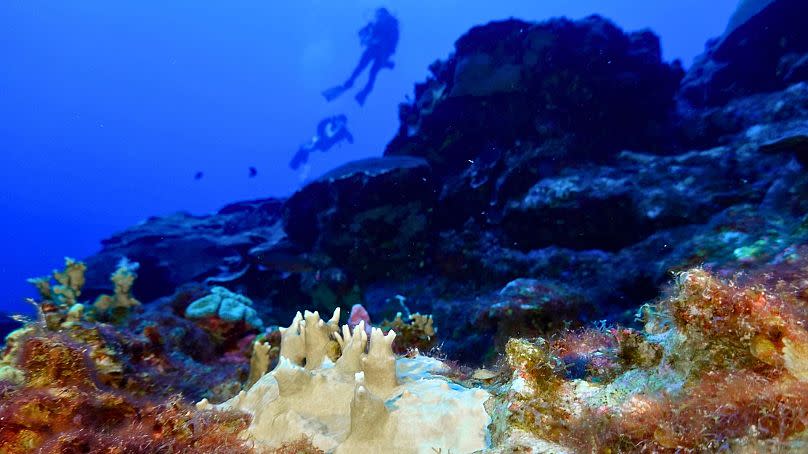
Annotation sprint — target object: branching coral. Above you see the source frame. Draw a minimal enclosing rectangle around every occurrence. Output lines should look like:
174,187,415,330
26,257,142,328
199,308,491,453
28,257,88,329
27,257,86,309
3,274,251,404
244,341,268,387
93,257,141,321
345,303,438,354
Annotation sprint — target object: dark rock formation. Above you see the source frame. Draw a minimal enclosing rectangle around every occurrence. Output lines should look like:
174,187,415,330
283,156,434,282
681,0,808,107
386,16,682,182
76,10,808,363
83,201,277,295
760,127,808,167
82,198,297,322
500,146,776,252
679,79,808,150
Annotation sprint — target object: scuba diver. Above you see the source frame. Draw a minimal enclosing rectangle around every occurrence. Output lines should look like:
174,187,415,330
290,114,354,170
322,8,399,105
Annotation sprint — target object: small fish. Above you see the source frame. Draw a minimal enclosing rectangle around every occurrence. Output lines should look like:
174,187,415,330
471,368,498,381
248,166,257,178
194,171,204,180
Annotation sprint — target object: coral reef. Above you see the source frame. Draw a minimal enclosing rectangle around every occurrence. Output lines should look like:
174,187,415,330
77,7,808,363
28,257,87,308
378,311,436,354
28,257,142,329
4,1,808,452
342,303,437,354
199,309,491,453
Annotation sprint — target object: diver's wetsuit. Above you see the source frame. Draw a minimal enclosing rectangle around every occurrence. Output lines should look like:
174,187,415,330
289,115,354,170
323,8,399,105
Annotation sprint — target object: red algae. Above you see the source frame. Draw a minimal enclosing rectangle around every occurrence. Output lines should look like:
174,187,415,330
270,437,326,454
551,265,808,452
665,267,808,378
0,335,252,454
566,370,808,451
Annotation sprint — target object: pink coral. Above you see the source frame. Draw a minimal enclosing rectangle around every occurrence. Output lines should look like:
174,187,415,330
347,304,372,334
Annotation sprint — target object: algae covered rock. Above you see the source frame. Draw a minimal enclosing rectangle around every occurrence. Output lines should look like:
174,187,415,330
0,333,252,453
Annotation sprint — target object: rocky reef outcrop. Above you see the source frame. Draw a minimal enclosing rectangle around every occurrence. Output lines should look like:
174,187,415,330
680,0,808,107
386,16,683,165
71,5,808,364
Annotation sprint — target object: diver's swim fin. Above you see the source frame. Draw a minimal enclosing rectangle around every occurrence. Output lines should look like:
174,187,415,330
322,85,347,102
289,148,310,170
355,89,369,106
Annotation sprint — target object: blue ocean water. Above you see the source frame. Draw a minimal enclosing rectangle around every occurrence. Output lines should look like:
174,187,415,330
0,0,736,315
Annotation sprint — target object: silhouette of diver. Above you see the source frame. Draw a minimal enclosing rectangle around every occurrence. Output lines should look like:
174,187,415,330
289,114,354,170
322,8,399,105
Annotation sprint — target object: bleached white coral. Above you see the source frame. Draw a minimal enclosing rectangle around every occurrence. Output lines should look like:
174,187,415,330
198,308,491,453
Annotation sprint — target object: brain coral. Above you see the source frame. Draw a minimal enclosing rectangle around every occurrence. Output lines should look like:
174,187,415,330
185,286,264,329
